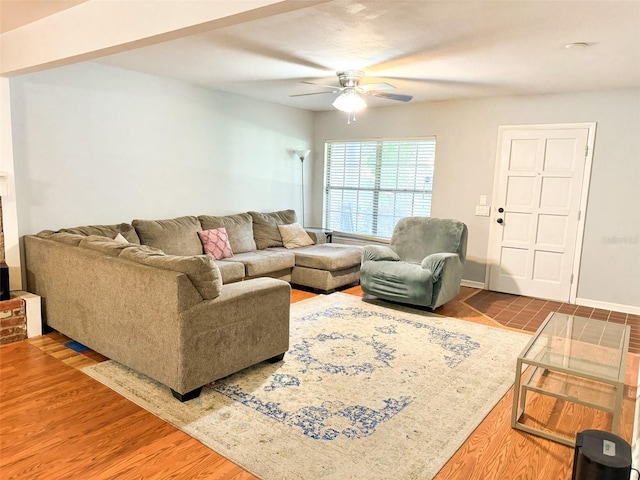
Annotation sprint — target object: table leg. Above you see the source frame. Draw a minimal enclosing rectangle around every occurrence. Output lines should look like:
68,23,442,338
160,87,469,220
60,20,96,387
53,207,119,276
512,358,523,427
612,382,623,434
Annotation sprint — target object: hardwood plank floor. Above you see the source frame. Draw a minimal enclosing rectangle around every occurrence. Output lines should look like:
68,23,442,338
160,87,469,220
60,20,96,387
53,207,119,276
1,286,637,479
0,341,256,480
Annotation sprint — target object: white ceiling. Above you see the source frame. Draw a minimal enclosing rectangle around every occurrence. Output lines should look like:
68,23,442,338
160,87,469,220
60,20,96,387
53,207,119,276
7,1,640,111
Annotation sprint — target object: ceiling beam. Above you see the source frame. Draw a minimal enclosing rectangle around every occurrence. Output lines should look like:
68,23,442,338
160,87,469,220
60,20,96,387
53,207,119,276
0,0,330,77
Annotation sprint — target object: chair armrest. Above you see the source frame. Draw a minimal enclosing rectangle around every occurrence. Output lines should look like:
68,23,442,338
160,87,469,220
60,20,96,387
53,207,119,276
421,252,459,281
422,253,465,309
362,245,400,263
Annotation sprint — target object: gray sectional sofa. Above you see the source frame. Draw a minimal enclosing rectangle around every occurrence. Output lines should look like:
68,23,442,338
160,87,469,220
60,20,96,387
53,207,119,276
23,209,361,401
191,210,362,291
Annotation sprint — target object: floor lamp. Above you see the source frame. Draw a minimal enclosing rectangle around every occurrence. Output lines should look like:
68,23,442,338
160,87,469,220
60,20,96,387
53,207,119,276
294,150,310,226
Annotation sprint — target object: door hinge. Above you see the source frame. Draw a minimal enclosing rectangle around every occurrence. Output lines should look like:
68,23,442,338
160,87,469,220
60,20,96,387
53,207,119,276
585,144,589,157
577,210,581,221
570,273,574,284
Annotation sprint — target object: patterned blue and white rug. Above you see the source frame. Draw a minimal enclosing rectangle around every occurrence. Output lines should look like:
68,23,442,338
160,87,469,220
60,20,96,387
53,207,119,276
83,292,531,480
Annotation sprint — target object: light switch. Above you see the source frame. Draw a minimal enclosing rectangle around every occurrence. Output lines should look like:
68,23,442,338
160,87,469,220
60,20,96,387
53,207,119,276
475,205,490,216
480,195,487,206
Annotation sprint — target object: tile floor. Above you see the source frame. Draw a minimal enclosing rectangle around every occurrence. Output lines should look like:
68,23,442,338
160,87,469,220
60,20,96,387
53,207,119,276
463,289,640,354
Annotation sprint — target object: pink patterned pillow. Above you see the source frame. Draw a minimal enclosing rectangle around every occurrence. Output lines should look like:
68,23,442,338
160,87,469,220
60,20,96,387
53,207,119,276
198,228,233,260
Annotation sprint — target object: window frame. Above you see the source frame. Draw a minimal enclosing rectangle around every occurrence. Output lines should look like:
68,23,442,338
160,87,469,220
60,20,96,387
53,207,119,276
323,136,437,240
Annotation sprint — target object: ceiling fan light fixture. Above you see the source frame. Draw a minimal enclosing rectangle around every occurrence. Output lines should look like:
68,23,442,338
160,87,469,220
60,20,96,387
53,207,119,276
295,70,410,124
331,89,367,113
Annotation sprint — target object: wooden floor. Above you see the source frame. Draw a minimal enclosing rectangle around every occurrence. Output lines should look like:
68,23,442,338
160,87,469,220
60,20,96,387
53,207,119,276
1,286,637,479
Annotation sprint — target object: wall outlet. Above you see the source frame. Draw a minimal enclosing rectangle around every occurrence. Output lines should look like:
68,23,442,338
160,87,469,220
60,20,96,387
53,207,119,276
475,205,490,216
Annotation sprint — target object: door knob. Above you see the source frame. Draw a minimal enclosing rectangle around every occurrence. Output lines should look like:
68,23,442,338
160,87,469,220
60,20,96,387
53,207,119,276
498,207,504,213
497,218,504,224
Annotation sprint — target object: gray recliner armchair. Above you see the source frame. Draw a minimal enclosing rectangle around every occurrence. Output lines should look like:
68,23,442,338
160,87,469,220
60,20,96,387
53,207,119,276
360,217,468,310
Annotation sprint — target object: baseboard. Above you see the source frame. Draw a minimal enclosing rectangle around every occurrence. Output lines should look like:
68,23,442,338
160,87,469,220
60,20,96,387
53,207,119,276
461,279,485,289
575,297,640,315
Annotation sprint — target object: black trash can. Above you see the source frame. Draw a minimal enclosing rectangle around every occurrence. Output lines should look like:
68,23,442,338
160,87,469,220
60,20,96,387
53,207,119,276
571,430,632,480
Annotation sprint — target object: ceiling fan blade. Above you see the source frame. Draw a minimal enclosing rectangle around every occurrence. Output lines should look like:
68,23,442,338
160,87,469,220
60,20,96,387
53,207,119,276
301,81,342,89
290,91,339,97
359,82,396,91
369,91,413,102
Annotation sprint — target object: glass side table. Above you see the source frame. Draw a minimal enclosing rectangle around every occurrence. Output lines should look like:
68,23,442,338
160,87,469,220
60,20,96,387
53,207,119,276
511,312,630,446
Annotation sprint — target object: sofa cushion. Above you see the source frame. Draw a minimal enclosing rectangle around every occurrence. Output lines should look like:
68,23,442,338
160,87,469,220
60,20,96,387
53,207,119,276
79,235,137,257
214,260,245,284
278,223,314,249
46,232,86,246
272,244,362,271
132,216,203,256
198,228,233,260
120,245,222,300
220,250,295,277
249,209,297,250
198,213,257,254
60,223,140,244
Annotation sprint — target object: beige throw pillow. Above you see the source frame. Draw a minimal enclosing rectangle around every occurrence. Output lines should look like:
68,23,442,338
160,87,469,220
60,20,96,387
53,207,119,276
113,233,129,244
278,223,314,249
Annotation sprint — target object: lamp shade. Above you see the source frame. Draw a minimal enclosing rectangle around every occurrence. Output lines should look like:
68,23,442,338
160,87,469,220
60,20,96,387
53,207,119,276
294,150,310,161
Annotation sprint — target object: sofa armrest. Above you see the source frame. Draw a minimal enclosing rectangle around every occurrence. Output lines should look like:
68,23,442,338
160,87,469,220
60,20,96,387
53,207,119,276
178,277,291,392
362,245,400,262
190,277,289,310
305,229,326,244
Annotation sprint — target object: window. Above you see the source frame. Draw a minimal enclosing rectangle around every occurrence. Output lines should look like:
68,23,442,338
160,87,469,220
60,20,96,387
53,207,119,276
324,138,436,239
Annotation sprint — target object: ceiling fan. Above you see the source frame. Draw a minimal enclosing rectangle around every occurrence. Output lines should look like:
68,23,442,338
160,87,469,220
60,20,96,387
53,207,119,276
291,70,413,123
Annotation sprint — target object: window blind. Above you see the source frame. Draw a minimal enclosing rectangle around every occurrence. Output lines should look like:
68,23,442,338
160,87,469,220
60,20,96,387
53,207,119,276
324,138,436,239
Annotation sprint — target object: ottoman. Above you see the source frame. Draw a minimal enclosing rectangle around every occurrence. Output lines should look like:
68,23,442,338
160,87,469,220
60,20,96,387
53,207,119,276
271,243,362,292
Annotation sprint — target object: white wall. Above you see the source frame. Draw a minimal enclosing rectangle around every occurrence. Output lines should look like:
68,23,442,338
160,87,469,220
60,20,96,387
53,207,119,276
314,88,640,310
9,63,640,309
10,62,313,234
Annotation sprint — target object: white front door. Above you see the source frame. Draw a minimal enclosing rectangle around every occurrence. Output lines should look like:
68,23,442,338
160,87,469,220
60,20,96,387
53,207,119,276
487,124,595,302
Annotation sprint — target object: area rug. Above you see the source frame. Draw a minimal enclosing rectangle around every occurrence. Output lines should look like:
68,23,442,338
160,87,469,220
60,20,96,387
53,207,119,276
83,292,531,480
